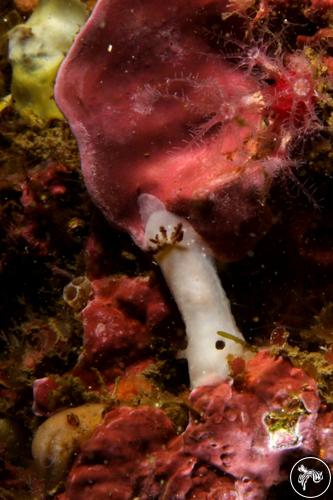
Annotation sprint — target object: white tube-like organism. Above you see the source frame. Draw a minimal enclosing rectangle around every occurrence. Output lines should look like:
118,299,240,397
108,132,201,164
139,194,245,388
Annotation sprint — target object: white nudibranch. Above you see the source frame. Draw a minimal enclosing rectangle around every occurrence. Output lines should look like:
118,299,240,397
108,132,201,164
139,194,246,388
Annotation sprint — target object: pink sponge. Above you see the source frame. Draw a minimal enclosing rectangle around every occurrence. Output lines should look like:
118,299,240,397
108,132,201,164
55,0,276,260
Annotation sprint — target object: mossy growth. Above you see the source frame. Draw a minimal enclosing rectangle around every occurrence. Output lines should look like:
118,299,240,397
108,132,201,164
300,303,333,346
47,374,109,411
0,112,81,174
270,342,333,406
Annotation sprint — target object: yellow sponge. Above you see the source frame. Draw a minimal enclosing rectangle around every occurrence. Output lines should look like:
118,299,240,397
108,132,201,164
8,0,87,125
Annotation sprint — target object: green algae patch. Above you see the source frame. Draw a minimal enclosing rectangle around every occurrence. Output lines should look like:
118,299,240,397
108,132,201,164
265,397,308,433
8,0,87,125
264,396,309,449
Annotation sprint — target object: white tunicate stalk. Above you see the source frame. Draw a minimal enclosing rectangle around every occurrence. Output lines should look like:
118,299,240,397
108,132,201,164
139,194,245,388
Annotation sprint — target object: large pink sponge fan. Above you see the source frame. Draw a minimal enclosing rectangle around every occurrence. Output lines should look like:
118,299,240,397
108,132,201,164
54,0,278,261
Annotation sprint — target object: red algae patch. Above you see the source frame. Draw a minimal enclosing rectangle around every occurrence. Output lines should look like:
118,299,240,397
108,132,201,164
61,352,331,499
186,352,319,483
60,406,175,500
82,275,170,367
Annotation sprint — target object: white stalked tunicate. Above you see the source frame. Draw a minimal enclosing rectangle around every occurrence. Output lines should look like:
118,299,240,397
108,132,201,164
139,194,245,388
